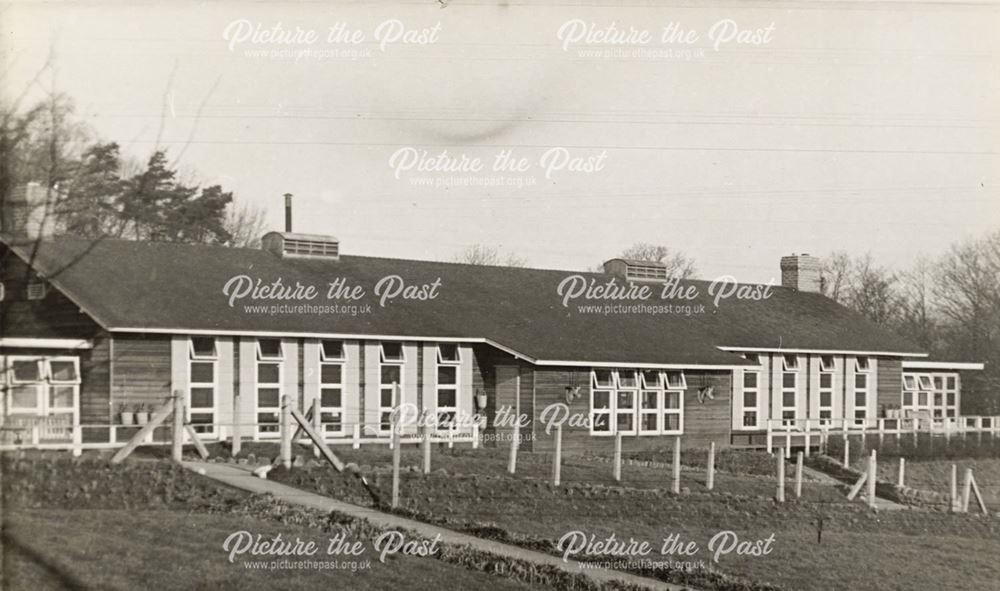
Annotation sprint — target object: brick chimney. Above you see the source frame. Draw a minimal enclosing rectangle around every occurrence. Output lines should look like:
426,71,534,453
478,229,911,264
780,253,821,293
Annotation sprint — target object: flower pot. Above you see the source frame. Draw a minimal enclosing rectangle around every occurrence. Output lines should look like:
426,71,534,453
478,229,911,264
120,412,135,426
135,412,150,425
476,394,488,410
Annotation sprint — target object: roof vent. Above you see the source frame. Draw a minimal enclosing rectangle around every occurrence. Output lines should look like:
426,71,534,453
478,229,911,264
602,259,669,282
261,232,340,260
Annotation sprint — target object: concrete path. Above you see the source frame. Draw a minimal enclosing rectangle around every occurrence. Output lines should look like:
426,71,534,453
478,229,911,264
183,461,695,591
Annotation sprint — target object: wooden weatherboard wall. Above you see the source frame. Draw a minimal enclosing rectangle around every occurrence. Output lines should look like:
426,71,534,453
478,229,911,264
877,358,903,414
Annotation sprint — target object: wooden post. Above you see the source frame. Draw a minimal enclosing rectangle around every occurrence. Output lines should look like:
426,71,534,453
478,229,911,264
776,450,785,503
472,420,479,449
352,424,361,449
71,423,82,457
183,424,210,459
311,398,322,458
878,419,885,446
706,441,716,491
231,400,242,457
507,423,519,474
843,437,850,467
795,451,803,498
970,473,988,514
110,398,174,465
672,436,681,494
422,425,432,475
766,421,773,454
552,424,562,486
172,393,184,463
448,423,455,449
613,433,622,482
950,464,958,513
897,457,905,488
804,420,811,458
280,395,292,469
867,449,876,509
847,470,867,501
961,468,973,513
391,383,401,508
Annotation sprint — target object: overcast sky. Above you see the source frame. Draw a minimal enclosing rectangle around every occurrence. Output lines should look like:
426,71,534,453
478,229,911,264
3,0,998,282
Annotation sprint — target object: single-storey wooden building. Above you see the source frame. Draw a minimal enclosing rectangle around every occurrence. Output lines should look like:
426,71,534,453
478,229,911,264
0,230,986,453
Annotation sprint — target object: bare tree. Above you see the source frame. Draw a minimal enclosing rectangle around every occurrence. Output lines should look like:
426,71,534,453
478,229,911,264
453,244,527,267
224,201,268,248
846,254,900,327
819,250,852,305
895,256,939,351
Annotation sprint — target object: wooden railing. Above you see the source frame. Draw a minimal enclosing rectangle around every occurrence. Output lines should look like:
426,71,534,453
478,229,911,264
764,415,1000,454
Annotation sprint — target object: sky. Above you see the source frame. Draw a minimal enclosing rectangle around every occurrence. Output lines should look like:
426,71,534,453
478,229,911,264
3,0,998,282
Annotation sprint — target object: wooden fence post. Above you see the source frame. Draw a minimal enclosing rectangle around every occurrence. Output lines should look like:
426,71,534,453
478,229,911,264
843,437,850,467
172,393,184,463
448,423,455,449
776,450,785,503
961,468,973,513
552,424,562,486
231,397,242,458
391,383,401,508
867,449,877,509
795,451,803,498
472,420,479,449
508,423,519,474
804,420,811,458
422,424,432,475
312,398,322,458
352,424,361,449
950,464,958,513
280,395,292,469
613,433,622,482
706,441,716,491
898,457,905,487
71,423,82,457
672,436,681,494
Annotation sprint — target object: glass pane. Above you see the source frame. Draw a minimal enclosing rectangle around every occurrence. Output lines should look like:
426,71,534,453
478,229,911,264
946,376,957,390
191,337,216,358
321,340,344,360
934,392,943,406
191,387,214,408
903,376,916,390
49,360,78,382
742,412,756,427
437,366,457,385
617,371,637,388
320,412,342,427
257,388,280,408
591,413,611,432
191,362,214,383
257,412,279,425
820,355,834,370
856,357,870,371
820,392,832,407
664,414,680,431
641,370,661,388
190,412,213,424
436,411,455,428
820,374,832,388
257,363,280,384
11,386,38,408
616,413,634,431
381,365,401,385
437,343,459,362
321,388,342,408
11,360,41,382
855,374,868,390
783,373,796,389
617,391,635,409
438,389,457,407
50,385,75,408
855,393,866,407
664,391,680,409
783,355,798,370
666,372,685,389
380,388,394,407
918,392,928,405
320,364,342,385
641,414,658,431
933,376,944,389
258,339,282,359
593,391,611,409
783,392,795,407
903,392,913,406
743,372,757,388
743,391,756,407
593,369,614,388
641,391,658,408
381,342,403,361
947,392,956,405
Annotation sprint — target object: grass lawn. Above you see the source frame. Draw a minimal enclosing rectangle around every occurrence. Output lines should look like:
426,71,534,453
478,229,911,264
267,446,1000,591
1,508,549,591
854,457,1000,510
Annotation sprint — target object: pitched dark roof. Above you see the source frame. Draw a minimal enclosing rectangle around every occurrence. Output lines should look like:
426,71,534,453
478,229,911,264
4,236,925,366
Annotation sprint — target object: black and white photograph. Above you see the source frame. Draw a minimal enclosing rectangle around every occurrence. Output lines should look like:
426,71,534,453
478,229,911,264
1,1,998,590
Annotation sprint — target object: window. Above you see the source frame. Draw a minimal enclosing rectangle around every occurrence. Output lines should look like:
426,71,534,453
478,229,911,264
781,370,798,426
819,355,836,372
189,344,216,435
918,375,933,390
256,340,282,436
319,342,345,434
320,340,345,361
378,342,405,433
435,344,460,430
741,370,760,428
783,355,799,371
4,357,79,420
26,281,47,300
589,369,682,436
853,364,871,426
818,367,834,426
380,342,404,362
903,375,917,390
10,360,42,383
855,356,870,372
189,337,217,359
743,353,761,365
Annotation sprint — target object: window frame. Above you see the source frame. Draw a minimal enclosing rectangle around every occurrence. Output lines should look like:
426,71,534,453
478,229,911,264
188,341,217,436
589,368,683,436
255,340,283,437
380,341,405,363
434,343,460,431
378,343,405,434
320,340,346,362
256,338,284,361
741,369,761,429
319,349,345,436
